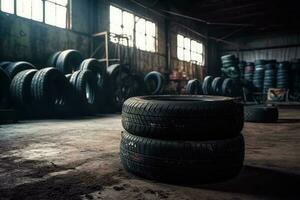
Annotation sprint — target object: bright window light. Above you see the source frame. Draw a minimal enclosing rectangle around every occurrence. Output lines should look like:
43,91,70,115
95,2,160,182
1,0,14,14
177,34,204,65
17,0,43,22
109,5,157,52
45,0,68,28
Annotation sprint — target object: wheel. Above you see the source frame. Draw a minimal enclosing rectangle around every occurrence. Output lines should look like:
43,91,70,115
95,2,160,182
47,51,62,67
144,71,164,95
211,77,224,95
202,76,214,95
122,95,244,140
70,70,98,115
186,79,202,95
80,58,107,90
5,61,35,79
31,67,70,116
120,130,245,183
10,69,38,111
244,105,278,123
55,49,84,74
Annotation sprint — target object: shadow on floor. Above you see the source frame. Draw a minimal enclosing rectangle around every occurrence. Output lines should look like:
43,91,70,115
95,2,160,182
197,165,300,199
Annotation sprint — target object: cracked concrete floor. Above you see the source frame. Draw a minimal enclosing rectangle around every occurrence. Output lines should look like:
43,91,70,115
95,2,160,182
0,110,299,200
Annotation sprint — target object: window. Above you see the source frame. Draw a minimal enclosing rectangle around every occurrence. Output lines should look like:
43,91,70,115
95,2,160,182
0,0,69,28
45,0,68,28
0,0,14,14
17,0,43,22
109,5,157,52
177,34,204,65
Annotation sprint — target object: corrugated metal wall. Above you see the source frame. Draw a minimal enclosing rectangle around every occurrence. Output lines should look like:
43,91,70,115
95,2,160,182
222,32,300,62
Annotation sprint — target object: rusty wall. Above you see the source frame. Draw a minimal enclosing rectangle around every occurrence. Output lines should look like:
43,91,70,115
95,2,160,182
0,0,92,67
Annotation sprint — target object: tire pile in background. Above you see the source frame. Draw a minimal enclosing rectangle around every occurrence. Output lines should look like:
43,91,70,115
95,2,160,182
276,61,290,89
120,95,245,183
221,54,240,79
263,60,276,93
253,60,265,92
291,59,300,99
0,49,156,118
186,76,242,97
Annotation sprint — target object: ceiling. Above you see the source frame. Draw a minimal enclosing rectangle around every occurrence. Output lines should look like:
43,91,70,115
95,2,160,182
146,0,300,39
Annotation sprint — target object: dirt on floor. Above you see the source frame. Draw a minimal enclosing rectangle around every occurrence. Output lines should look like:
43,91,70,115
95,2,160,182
0,110,299,200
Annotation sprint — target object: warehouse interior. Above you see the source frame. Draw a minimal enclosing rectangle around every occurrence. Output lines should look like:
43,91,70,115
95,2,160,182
0,0,299,199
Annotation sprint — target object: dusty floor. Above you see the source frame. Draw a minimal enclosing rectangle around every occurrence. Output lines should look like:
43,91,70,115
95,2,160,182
0,109,299,200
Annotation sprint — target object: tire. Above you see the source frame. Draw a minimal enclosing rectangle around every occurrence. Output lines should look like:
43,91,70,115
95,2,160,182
70,70,98,114
202,76,214,95
5,61,35,79
0,62,12,70
120,131,245,183
186,79,202,95
80,58,107,90
10,69,38,111
0,68,10,108
65,74,72,81
31,68,70,116
47,51,62,67
222,78,235,96
56,49,84,74
244,105,278,123
211,77,224,95
144,71,164,95
122,95,244,140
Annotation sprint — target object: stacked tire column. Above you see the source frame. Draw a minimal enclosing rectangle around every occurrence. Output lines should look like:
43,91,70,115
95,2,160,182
120,95,245,183
253,60,265,92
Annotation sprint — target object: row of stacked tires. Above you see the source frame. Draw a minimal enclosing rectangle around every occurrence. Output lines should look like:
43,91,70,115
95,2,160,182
186,76,242,97
120,95,245,183
240,59,299,94
0,49,166,117
221,55,240,79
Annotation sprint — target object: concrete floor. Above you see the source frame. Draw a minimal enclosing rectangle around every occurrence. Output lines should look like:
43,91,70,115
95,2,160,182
0,109,299,200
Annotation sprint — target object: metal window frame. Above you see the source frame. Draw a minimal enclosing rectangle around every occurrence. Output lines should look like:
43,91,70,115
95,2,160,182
0,0,70,29
109,4,158,53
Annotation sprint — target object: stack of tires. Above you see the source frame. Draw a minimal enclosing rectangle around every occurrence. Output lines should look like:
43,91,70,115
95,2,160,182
263,61,276,93
221,54,240,78
253,60,265,92
121,95,245,183
291,59,300,97
244,62,255,82
276,62,290,89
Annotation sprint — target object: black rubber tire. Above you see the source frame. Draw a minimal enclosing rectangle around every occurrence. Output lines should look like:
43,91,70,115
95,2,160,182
186,79,202,95
10,69,38,111
0,68,10,108
144,71,164,95
80,58,107,90
47,51,62,67
70,70,98,114
122,95,244,140
202,76,214,95
211,77,224,95
0,62,12,70
56,49,84,74
31,67,70,116
120,131,245,183
5,61,35,79
244,105,278,123
222,78,234,96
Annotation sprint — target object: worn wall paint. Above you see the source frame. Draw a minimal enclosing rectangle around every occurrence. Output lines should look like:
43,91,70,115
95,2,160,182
0,0,91,68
